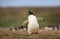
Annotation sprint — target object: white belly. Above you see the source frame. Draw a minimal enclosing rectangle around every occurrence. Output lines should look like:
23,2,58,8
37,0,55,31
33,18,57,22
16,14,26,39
28,22,39,32
28,15,39,34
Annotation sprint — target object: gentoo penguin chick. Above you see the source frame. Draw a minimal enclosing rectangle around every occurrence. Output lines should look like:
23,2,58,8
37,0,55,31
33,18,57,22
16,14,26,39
28,10,39,34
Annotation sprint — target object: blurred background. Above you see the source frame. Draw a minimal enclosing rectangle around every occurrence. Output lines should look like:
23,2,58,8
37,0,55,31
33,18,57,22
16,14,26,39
0,0,60,28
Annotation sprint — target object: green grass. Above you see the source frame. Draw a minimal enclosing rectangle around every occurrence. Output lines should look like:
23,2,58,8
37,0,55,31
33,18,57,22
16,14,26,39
0,13,60,28
0,17,27,27
0,8,60,28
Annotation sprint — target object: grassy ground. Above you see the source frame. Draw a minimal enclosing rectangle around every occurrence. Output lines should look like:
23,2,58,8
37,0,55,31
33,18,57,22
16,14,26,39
0,29,60,39
0,8,60,39
0,8,60,27
0,13,60,28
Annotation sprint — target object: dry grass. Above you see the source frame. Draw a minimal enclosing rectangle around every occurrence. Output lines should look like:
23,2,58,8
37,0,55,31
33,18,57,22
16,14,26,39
0,29,60,39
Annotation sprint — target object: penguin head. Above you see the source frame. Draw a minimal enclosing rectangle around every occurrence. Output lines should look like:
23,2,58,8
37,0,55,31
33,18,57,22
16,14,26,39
28,10,34,15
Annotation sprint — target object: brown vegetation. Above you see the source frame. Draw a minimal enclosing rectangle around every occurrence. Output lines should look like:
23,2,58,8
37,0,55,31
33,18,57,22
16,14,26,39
0,29,60,39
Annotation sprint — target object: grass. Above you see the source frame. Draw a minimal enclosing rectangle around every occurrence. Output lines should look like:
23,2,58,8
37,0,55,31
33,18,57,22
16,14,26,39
0,8,60,27
0,13,60,28
0,30,60,39
0,7,60,39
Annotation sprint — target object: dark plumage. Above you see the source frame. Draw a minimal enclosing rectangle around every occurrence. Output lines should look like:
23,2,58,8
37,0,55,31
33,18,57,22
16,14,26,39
28,10,34,15
18,26,24,29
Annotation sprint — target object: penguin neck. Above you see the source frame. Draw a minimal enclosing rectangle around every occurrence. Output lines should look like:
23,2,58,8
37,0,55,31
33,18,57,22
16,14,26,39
28,15,36,17
29,14,33,15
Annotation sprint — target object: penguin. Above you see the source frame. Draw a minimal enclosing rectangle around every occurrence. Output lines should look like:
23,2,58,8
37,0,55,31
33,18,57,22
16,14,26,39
28,10,39,34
